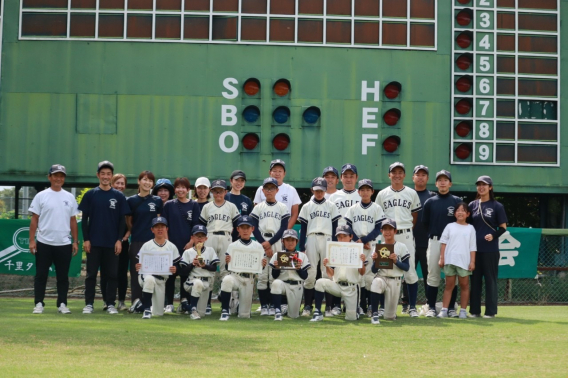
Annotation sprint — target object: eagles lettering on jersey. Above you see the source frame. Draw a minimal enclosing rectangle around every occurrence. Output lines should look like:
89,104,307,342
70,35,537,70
309,210,332,219
251,201,290,235
376,186,421,229
298,198,341,235
382,198,413,211
258,210,283,221
329,189,361,214
206,214,232,223
352,215,376,224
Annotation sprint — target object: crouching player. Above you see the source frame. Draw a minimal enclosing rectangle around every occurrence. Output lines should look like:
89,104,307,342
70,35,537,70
219,216,267,320
179,225,220,320
135,217,180,319
310,225,366,322
270,229,310,320
369,219,410,324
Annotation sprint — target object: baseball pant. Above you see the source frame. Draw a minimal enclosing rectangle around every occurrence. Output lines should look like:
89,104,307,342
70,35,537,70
304,234,331,290
221,273,255,318
101,239,129,303
271,279,303,318
184,277,212,317
85,246,118,306
257,238,282,290
128,241,145,305
165,272,189,306
470,252,500,316
314,278,359,320
426,238,442,287
371,276,402,320
138,274,166,316
394,231,418,284
401,245,428,305
362,242,377,290
205,232,232,290
34,241,72,307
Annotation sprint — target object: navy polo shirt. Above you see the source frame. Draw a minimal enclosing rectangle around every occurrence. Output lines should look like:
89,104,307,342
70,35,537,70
126,194,163,242
468,200,508,253
225,193,253,216
422,192,462,239
162,199,201,252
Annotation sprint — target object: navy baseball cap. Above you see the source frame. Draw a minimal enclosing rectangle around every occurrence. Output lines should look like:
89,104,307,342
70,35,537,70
311,177,327,191
97,160,114,173
341,163,358,175
381,218,397,229
358,179,373,190
436,170,452,182
152,216,168,227
322,166,339,178
231,170,246,180
210,179,227,190
192,225,207,235
476,175,493,186
389,162,405,173
237,215,254,227
335,225,353,236
152,178,174,198
413,165,429,175
282,229,299,240
49,164,66,175
270,159,286,171
262,177,278,187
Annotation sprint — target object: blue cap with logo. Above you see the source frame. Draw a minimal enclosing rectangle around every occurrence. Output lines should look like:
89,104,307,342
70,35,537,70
262,177,278,187
211,179,227,190
311,177,327,191
389,162,405,173
476,175,493,186
381,218,397,229
237,215,254,227
341,163,358,175
436,170,452,182
413,165,429,175
322,166,339,178
282,229,299,240
97,160,114,173
152,216,168,227
358,179,373,190
270,159,286,171
49,164,66,175
192,225,208,235
335,224,353,236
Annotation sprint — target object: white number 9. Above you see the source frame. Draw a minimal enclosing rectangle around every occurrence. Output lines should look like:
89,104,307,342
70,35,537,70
479,145,490,161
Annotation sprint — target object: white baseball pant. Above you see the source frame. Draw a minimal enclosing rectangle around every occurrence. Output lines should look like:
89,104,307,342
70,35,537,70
138,274,166,316
371,276,402,320
257,237,282,290
183,277,212,317
426,237,443,287
304,234,331,289
271,279,303,318
392,230,418,284
362,241,377,290
314,278,359,321
221,273,255,318
205,232,232,288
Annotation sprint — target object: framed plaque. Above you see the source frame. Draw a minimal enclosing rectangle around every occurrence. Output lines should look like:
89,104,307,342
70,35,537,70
228,248,264,274
276,251,299,270
374,244,394,269
326,241,363,268
139,251,173,275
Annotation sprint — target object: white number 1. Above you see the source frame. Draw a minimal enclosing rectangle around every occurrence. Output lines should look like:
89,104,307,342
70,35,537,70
479,0,490,5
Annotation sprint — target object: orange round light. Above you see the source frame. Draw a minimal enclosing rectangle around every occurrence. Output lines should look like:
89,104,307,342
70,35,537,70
243,79,260,96
273,80,291,96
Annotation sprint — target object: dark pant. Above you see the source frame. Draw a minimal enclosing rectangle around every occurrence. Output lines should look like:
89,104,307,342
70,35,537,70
101,240,130,303
34,241,72,307
470,252,500,316
129,241,145,304
85,246,118,306
165,273,189,306
401,246,428,305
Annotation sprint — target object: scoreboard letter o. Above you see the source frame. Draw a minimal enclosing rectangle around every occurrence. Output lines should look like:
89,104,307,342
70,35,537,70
219,131,239,153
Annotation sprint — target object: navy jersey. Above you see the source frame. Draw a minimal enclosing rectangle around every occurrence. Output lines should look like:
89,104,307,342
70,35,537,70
421,192,462,239
468,200,508,253
162,199,201,252
126,195,164,242
413,189,435,248
79,187,129,248
225,193,253,216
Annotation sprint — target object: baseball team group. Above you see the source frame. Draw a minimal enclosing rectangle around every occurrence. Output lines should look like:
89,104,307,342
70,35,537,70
28,158,507,325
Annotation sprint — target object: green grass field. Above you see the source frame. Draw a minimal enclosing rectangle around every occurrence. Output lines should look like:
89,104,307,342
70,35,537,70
0,299,566,377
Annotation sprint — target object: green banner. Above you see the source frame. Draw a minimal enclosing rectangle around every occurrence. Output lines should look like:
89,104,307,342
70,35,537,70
0,219,83,277
497,227,541,279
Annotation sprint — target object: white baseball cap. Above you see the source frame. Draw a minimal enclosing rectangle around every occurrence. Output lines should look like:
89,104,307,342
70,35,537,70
195,177,211,188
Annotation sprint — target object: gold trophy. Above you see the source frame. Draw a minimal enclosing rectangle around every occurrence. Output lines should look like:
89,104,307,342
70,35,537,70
196,242,205,265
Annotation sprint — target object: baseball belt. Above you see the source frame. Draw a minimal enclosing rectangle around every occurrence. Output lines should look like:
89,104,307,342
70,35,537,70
396,228,412,234
213,231,230,235
233,272,252,278
192,277,209,282
337,281,356,287
381,276,401,280
152,275,165,281
310,232,327,236
283,280,302,285
430,236,439,241
263,233,274,237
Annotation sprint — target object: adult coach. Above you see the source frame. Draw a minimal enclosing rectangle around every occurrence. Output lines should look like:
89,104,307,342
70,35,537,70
253,159,301,229
468,176,507,318
375,162,421,317
329,164,361,225
29,164,79,314
80,161,129,315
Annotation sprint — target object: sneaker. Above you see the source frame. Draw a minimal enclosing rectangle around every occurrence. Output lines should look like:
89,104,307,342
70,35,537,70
377,308,385,318
255,306,262,313
401,304,409,314
409,308,419,318
164,304,174,314
274,311,282,321
324,310,333,317
426,309,437,317
418,304,430,317
190,308,201,320
332,306,342,316
310,311,323,322
103,303,108,311
219,310,229,321
437,310,448,318
468,313,481,318
33,303,44,314
83,304,94,314
459,310,467,319
58,303,71,314
260,306,269,316
301,306,312,317
357,307,365,316
371,313,380,325
268,306,276,316
483,315,495,319
367,308,373,318
129,299,141,313
107,305,118,314
448,309,459,318
142,310,152,319
281,304,288,316
205,305,212,315
117,301,128,311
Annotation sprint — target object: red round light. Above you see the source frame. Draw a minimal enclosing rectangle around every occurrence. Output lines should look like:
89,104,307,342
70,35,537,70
456,9,472,26
455,99,472,115
384,82,401,99
455,121,472,137
272,134,290,151
383,109,401,126
243,79,260,96
242,133,259,150
383,136,400,153
455,143,472,160
456,32,472,49
456,76,472,93
456,53,473,70
458,0,471,4
273,80,291,97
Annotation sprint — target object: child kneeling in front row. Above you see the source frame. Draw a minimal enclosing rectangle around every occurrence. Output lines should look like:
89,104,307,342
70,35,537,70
135,217,180,319
437,202,476,319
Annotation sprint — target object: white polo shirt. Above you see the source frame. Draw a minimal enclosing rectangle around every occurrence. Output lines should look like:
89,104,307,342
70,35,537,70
253,183,301,214
28,188,79,245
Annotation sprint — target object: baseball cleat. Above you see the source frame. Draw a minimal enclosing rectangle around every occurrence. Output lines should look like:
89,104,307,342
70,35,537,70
437,310,448,318
274,312,282,321
164,304,174,314
117,301,128,311
401,305,409,315
129,299,141,313
310,311,323,322
426,309,437,317
268,306,276,316
190,308,201,320
357,307,365,316
205,305,212,315
324,310,333,317
448,309,459,318
409,308,419,318
281,304,288,316
331,306,342,316
82,304,94,314
58,303,71,314
260,306,269,316
468,313,480,318
142,310,152,319
371,313,380,325
377,308,385,318
255,306,262,313
33,303,44,314
301,306,312,317
219,310,229,321
459,310,467,319
483,315,495,319
418,304,430,316
107,305,119,314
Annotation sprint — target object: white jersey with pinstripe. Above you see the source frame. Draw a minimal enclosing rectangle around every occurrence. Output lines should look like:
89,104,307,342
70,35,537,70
199,200,240,232
298,198,341,236
331,260,368,284
344,202,386,239
250,201,289,235
269,251,310,281
375,241,409,278
180,246,219,279
375,186,422,230
329,189,361,225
